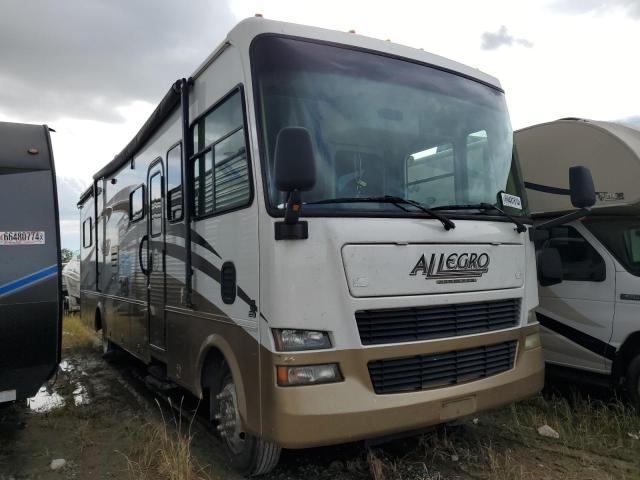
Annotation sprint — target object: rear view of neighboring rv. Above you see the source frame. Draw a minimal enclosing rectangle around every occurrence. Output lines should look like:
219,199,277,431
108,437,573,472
0,121,62,405
517,118,640,404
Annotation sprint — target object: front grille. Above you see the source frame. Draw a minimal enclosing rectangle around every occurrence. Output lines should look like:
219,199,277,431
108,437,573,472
368,340,517,394
356,299,520,346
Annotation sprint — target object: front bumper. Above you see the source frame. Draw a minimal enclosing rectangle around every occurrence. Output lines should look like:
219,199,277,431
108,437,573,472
260,324,544,448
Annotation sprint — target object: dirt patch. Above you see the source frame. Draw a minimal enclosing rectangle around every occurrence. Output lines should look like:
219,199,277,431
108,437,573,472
1,316,639,479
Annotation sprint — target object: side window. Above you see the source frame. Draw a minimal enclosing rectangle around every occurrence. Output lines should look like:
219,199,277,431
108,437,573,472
82,218,93,248
544,226,606,282
407,143,454,206
130,185,145,222
149,173,163,236
191,90,251,218
624,229,640,263
166,143,183,221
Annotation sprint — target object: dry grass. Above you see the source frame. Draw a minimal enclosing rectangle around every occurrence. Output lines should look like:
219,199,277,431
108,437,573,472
62,313,97,353
123,401,210,480
367,449,386,480
374,392,640,480
508,393,640,460
483,444,533,480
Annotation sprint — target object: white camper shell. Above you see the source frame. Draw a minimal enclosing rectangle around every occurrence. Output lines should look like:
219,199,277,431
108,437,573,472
79,18,544,475
518,118,640,215
517,118,640,403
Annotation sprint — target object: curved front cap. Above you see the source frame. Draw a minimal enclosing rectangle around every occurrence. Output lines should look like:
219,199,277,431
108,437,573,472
342,243,525,297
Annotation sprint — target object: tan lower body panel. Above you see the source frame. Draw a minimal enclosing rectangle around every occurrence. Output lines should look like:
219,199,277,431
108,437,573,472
260,324,543,449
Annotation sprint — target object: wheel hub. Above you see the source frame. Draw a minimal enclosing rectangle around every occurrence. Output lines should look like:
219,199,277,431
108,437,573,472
215,382,244,453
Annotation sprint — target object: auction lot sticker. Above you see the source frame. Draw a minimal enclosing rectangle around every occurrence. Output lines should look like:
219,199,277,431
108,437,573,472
0,231,45,245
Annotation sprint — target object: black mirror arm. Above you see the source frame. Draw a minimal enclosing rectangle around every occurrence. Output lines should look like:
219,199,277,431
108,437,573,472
284,190,302,225
480,202,527,233
529,207,592,241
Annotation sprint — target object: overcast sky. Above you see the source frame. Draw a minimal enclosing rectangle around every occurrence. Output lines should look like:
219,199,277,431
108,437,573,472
1,0,639,251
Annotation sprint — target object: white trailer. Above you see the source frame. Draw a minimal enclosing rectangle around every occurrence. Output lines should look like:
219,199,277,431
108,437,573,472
517,118,640,404
78,17,558,475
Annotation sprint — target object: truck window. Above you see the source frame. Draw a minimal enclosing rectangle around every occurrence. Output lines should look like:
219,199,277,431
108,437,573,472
253,36,527,216
191,90,251,218
585,218,640,277
82,218,92,248
542,226,605,282
130,185,145,222
166,143,183,221
149,172,163,237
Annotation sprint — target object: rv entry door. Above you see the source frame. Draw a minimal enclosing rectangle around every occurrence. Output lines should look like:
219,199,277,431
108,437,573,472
147,161,166,351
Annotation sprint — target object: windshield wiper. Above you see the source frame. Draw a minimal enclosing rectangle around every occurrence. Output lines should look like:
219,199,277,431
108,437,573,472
306,195,456,230
431,202,527,233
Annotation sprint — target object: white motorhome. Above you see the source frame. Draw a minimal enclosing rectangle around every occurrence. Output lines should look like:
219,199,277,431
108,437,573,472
77,17,565,476
517,118,640,404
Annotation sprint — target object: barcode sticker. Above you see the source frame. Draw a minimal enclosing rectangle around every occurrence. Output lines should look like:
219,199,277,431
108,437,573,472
500,193,523,210
0,231,45,245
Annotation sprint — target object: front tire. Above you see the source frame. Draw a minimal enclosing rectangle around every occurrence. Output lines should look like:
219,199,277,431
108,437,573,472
626,354,640,408
101,327,116,358
213,370,281,476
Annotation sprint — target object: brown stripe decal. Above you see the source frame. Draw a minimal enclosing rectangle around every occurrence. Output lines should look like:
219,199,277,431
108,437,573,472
159,240,254,309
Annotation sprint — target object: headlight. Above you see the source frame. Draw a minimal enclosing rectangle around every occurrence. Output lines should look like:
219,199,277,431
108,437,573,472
272,329,331,351
276,364,342,386
525,333,541,350
527,309,539,325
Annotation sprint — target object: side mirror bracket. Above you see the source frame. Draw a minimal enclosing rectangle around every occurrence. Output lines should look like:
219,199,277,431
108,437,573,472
529,207,592,241
529,165,596,241
275,190,310,240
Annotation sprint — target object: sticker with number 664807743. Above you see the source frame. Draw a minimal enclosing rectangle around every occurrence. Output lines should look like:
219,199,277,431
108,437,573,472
500,193,522,210
0,231,45,245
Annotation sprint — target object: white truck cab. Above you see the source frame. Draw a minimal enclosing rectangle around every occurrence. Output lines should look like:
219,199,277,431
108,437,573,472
516,118,640,404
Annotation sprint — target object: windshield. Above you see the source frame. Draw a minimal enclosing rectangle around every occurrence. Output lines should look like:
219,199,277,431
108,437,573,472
585,218,640,276
252,36,528,217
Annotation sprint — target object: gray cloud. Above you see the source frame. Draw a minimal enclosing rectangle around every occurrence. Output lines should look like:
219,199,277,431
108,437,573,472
0,0,236,123
481,26,533,51
551,0,640,18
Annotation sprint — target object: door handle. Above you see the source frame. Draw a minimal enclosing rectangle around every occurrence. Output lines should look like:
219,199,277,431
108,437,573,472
139,234,150,276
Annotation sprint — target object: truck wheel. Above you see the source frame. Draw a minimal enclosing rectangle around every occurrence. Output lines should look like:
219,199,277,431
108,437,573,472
626,354,640,408
101,327,116,358
214,370,281,476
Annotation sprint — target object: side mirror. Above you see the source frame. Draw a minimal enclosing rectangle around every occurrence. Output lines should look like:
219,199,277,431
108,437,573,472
274,127,316,194
530,166,595,241
538,247,563,287
569,166,596,209
272,127,316,240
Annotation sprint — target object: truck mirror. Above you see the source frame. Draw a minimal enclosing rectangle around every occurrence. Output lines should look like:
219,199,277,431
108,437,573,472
538,247,563,287
274,127,317,193
569,166,596,209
